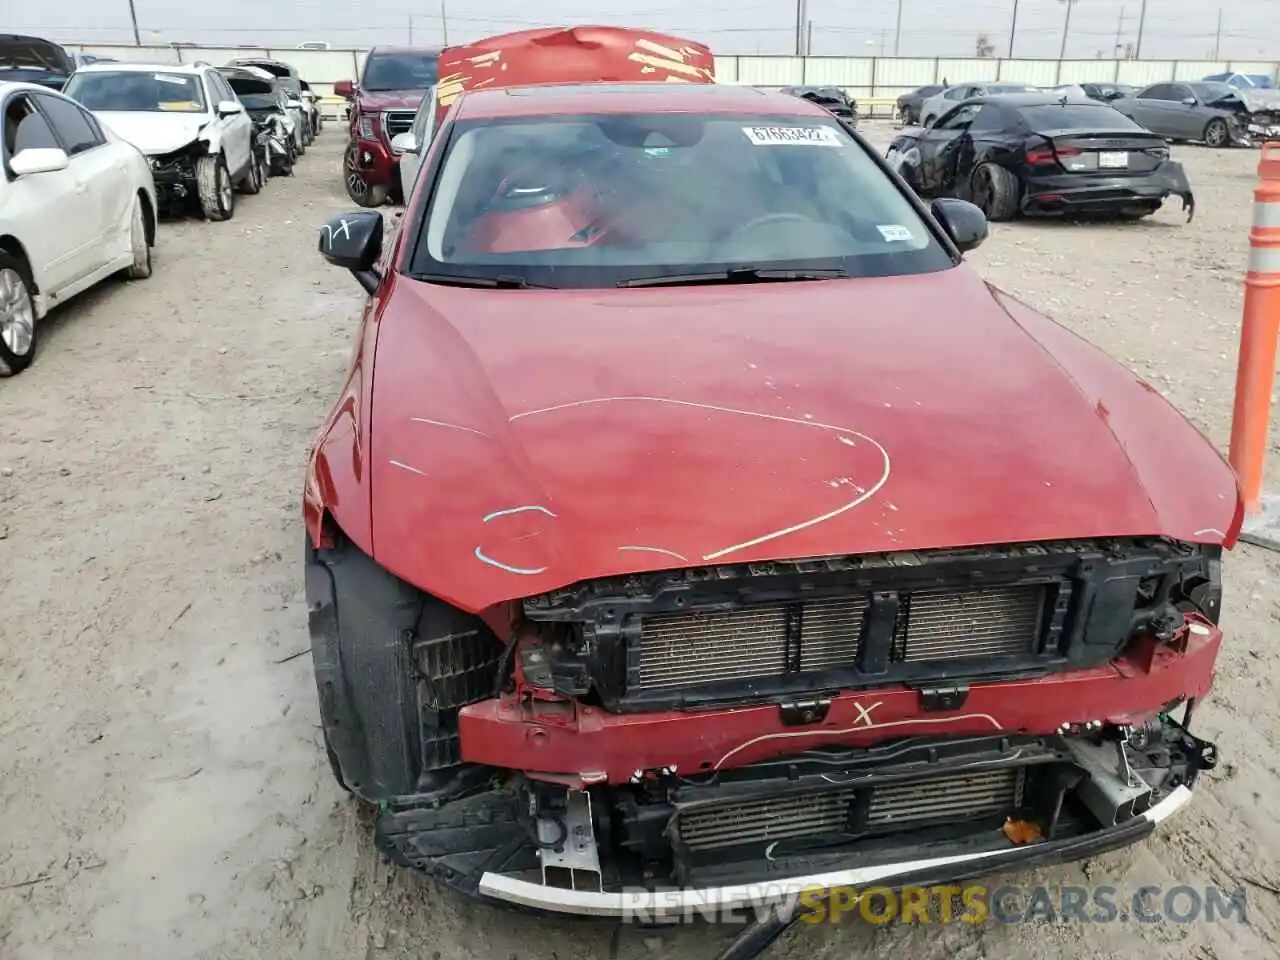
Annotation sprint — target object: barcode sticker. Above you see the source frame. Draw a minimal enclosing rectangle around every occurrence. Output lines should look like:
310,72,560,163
742,125,841,146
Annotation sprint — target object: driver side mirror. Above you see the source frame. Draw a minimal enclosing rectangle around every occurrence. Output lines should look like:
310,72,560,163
217,100,244,117
390,132,418,155
930,197,988,253
319,211,384,295
333,79,354,98
1182,96,1198,106
10,147,70,176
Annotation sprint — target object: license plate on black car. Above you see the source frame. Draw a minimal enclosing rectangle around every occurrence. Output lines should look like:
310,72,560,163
1099,151,1129,168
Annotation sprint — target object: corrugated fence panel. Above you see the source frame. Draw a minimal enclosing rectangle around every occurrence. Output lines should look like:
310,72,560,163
1057,60,1119,83
998,59,1058,85
872,58,938,91
803,57,873,87
736,56,803,85
713,56,740,81
72,43,185,64
1117,60,1177,85
1175,60,1224,80
937,58,998,82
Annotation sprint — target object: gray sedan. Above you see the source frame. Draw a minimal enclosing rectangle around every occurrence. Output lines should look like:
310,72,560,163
1113,81,1248,147
918,82,1040,127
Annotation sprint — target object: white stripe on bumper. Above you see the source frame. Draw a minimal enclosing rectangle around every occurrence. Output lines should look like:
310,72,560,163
476,785,1193,917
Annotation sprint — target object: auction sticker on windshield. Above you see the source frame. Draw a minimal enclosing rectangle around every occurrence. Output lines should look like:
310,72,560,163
743,125,841,146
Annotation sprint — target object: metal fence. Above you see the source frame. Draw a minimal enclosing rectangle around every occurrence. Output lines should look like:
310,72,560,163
65,42,1280,114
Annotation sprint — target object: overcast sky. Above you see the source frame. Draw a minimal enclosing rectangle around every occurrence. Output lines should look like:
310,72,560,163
9,0,1280,62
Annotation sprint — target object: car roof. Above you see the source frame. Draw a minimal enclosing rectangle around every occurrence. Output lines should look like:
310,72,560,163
368,45,442,56
73,61,202,73
964,92,1105,108
454,81,832,120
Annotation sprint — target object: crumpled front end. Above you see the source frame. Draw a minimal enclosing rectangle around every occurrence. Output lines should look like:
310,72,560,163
146,142,205,212
307,532,1223,916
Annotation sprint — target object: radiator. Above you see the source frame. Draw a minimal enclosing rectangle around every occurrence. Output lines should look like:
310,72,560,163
677,767,1024,852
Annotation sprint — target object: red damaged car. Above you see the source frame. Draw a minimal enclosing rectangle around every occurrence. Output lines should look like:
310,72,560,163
305,34,1238,936
335,45,441,207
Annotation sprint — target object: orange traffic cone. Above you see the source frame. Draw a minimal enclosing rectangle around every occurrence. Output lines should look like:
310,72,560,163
1229,142,1280,547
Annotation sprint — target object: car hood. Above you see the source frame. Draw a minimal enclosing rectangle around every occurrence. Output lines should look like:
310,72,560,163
1212,89,1280,112
359,88,427,110
0,34,72,73
94,111,209,155
365,266,1239,611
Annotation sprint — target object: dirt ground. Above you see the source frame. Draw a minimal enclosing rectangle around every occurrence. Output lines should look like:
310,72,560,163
2,124,1279,960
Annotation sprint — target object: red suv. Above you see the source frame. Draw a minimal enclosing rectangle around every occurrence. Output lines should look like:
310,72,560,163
335,45,439,207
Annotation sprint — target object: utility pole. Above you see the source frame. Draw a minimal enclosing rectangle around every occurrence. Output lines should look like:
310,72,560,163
879,28,888,57
806,20,814,56
1113,5,1125,57
1008,0,1020,58
1135,0,1147,58
794,0,806,55
1058,0,1077,60
893,0,904,56
126,0,141,45
439,0,449,45
1212,7,1223,59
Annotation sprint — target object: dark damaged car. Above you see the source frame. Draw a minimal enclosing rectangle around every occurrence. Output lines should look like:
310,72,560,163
887,94,1195,221
780,85,857,128
1115,80,1280,146
0,33,73,90
304,80,1237,933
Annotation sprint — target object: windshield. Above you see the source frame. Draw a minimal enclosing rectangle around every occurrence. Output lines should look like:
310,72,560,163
362,53,438,91
410,112,952,289
0,67,66,87
1188,82,1236,102
65,70,206,112
989,84,1039,93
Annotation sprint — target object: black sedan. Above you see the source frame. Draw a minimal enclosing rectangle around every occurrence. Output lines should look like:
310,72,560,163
895,83,945,126
779,85,857,127
884,93,1194,222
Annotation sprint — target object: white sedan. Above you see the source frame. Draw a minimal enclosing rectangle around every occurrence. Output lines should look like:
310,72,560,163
0,80,156,376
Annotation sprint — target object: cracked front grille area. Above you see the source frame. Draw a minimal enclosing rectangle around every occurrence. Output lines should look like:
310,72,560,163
636,584,1044,691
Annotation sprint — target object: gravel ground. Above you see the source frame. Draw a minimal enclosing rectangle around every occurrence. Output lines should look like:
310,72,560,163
1,125,1279,960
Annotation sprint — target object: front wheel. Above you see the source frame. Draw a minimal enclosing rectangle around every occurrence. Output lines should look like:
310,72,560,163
900,107,916,126
971,162,1021,222
1203,118,1230,148
343,142,388,207
196,154,234,221
0,253,36,376
124,195,152,279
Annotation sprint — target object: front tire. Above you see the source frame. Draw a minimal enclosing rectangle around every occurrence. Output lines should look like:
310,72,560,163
124,195,152,279
240,152,265,195
343,142,388,207
971,162,1021,221
1204,118,1229,148
197,154,234,221
901,107,916,126
0,252,36,376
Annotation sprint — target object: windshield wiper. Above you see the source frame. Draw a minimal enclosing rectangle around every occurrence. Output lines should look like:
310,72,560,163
410,272,556,289
616,266,847,288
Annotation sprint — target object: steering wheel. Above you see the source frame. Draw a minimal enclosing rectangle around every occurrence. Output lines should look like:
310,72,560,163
725,212,815,244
